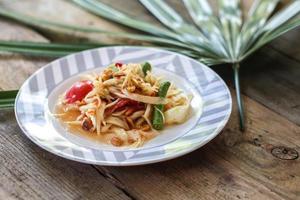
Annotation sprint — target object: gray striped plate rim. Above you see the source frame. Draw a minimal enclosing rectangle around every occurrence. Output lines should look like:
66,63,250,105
15,46,232,166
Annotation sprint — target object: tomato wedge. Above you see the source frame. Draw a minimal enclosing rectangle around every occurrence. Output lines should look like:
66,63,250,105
65,80,93,103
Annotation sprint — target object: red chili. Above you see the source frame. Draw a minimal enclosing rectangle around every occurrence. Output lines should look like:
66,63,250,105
106,98,143,115
65,80,93,103
115,62,123,68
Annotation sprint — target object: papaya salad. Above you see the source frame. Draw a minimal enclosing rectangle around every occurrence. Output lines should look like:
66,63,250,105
55,62,192,147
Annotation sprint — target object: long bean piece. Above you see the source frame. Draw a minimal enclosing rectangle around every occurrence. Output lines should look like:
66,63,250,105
152,81,170,130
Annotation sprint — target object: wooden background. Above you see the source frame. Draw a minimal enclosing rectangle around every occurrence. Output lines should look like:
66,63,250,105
0,0,299,199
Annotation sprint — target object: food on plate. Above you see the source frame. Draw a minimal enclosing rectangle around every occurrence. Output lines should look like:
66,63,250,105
55,62,191,147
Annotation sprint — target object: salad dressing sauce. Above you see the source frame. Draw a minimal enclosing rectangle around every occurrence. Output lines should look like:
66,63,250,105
55,104,115,145
55,103,159,147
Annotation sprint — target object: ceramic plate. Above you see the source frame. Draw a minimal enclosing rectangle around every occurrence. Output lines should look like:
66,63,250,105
15,46,232,166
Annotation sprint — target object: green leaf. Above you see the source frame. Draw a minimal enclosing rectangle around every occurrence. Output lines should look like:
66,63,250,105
0,40,107,57
0,7,197,51
183,0,228,57
263,1,300,32
0,90,18,109
238,0,279,57
0,46,72,57
0,40,208,61
242,1,300,60
72,0,180,40
242,17,300,60
0,40,105,50
71,0,226,57
233,64,245,131
1,0,300,131
137,0,222,58
197,58,224,66
263,17,300,44
0,40,229,66
217,0,242,60
0,7,105,33
182,0,214,35
139,0,205,39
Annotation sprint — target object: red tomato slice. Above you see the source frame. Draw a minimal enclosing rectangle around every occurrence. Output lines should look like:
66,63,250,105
65,80,93,103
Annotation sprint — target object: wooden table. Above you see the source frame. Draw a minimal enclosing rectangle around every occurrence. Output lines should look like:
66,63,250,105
0,1,299,199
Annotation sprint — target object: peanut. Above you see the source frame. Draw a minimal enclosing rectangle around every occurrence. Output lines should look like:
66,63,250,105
82,117,93,131
126,85,136,92
140,124,151,131
111,137,123,146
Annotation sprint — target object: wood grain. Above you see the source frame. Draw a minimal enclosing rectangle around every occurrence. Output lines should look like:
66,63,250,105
97,90,300,200
268,26,300,63
0,110,130,200
0,0,300,200
0,0,136,43
241,46,300,126
0,19,49,90
0,13,131,200
213,44,300,126
4,0,298,126
214,89,300,200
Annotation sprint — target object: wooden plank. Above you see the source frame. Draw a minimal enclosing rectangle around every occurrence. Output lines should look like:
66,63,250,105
241,46,300,126
0,0,138,44
0,16,130,200
102,0,164,24
0,110,130,200
213,43,300,126
0,19,49,90
83,0,300,129
268,26,300,63
212,91,300,200
96,89,300,200
0,1,299,200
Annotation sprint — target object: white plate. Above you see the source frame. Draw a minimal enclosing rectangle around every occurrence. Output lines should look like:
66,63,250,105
15,46,232,166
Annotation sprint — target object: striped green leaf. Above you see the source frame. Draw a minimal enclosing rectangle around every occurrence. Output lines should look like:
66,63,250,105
0,7,197,51
139,0,205,40
1,0,300,130
218,0,242,60
263,1,300,32
0,90,18,109
242,16,300,60
72,0,179,40
238,0,279,57
241,1,300,60
0,40,103,57
0,40,216,61
138,0,222,58
183,0,228,58
0,40,105,50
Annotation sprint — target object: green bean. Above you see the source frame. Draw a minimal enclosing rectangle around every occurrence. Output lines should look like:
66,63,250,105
152,81,171,130
157,81,171,97
142,62,152,76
